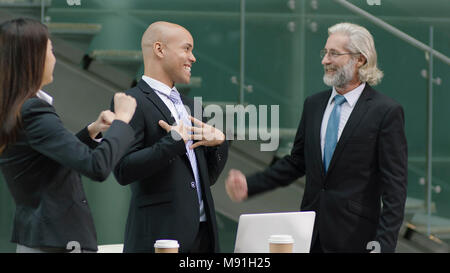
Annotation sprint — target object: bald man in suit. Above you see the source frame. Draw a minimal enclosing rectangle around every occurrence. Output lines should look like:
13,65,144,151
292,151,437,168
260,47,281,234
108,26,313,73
113,22,228,253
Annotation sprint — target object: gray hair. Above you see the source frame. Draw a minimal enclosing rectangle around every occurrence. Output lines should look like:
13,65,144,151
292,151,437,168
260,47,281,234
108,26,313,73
328,22,383,86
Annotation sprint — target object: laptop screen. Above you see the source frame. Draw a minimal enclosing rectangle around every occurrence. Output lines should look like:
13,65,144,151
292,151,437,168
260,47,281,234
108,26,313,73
234,211,316,253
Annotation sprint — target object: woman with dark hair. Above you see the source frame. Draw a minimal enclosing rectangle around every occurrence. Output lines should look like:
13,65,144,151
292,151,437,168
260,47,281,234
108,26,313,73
0,18,137,253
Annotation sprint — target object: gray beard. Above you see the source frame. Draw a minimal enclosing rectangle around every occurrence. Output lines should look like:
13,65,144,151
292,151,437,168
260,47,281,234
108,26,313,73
323,58,356,89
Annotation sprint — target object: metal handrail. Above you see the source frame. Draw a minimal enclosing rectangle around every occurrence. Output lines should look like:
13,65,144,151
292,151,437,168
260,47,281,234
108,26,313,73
333,0,450,66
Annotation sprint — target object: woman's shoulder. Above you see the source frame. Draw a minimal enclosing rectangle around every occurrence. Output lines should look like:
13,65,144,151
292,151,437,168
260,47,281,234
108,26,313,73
21,97,55,116
20,97,59,129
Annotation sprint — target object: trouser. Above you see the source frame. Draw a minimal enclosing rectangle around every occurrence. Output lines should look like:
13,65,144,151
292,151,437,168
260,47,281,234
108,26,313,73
189,221,213,253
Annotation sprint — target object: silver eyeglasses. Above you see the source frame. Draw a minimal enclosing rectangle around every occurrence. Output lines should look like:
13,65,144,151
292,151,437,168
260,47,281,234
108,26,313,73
320,49,360,59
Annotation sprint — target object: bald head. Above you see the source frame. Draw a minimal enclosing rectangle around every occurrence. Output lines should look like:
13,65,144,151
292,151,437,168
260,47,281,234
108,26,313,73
141,21,196,87
142,21,189,59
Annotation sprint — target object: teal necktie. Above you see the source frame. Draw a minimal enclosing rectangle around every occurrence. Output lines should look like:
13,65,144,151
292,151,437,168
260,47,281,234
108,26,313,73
323,95,346,172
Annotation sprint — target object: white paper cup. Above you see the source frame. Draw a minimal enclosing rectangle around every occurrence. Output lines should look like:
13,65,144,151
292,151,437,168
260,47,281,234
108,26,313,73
154,240,179,253
268,235,294,253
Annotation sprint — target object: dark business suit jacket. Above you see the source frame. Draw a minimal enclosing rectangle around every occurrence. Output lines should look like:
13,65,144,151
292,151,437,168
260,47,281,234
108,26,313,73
247,84,408,253
113,80,228,253
0,97,135,251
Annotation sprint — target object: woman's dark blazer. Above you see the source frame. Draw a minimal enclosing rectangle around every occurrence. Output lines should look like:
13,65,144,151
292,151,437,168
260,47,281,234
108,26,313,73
0,97,135,251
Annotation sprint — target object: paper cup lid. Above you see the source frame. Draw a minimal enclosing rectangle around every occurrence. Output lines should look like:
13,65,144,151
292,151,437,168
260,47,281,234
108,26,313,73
154,240,179,248
268,234,294,244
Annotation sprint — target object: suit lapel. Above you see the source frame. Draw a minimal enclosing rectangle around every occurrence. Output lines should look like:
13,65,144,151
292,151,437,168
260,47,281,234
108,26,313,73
181,95,203,162
181,95,210,188
325,84,373,177
137,79,176,125
138,80,204,182
313,91,332,178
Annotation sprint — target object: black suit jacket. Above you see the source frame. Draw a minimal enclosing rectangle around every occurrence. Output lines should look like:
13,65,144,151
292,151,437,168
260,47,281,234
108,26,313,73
0,97,135,251
113,80,228,253
247,84,408,253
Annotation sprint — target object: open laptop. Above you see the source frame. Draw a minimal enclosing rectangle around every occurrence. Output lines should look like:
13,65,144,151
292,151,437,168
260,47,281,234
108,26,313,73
234,211,316,253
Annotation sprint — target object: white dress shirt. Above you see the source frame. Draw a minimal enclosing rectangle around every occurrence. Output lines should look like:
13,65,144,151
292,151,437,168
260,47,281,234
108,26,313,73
36,90,53,105
141,76,182,125
320,82,365,160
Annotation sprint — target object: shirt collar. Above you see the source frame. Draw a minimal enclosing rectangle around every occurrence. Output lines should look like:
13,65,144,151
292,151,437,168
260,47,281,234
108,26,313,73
141,75,180,97
330,82,366,107
36,90,53,105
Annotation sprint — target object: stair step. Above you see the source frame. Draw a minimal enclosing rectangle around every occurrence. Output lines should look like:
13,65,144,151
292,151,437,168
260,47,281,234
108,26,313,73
46,22,101,35
409,213,450,238
90,50,142,63
0,0,50,8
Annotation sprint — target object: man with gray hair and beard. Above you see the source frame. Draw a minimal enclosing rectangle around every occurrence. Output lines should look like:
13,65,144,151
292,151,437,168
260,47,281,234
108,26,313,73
225,22,407,253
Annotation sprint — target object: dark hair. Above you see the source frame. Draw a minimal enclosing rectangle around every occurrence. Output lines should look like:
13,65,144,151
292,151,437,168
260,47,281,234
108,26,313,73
0,18,49,154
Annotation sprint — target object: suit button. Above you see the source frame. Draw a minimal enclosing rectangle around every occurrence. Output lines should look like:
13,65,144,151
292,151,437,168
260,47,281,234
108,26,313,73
82,199,87,204
191,182,196,189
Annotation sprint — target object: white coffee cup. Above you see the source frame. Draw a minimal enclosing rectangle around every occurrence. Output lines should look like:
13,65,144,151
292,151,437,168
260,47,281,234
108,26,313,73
268,234,294,253
154,240,179,253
